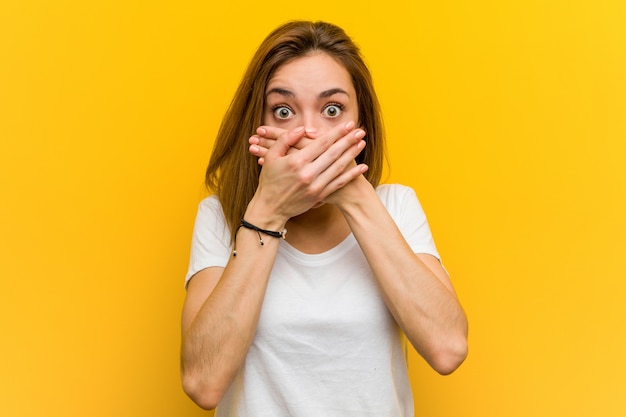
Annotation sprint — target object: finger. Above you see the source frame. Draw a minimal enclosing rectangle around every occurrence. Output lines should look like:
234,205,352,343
297,121,356,163
250,135,276,152
256,125,317,139
264,126,306,160
291,136,314,150
256,125,287,140
304,126,365,179
256,147,297,167
322,163,369,197
314,138,367,187
256,129,313,151
249,142,268,159
249,134,307,162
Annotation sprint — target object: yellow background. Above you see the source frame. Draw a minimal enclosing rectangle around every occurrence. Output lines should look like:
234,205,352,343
2,1,625,416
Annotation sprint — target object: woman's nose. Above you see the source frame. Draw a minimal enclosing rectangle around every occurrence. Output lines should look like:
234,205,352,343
300,113,326,136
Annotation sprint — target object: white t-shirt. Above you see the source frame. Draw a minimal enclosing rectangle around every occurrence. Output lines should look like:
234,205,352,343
186,184,440,417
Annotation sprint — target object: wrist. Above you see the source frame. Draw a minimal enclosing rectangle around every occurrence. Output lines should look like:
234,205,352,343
244,195,289,231
332,175,373,211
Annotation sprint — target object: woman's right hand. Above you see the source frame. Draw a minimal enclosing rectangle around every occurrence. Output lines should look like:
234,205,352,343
246,121,368,223
249,126,311,164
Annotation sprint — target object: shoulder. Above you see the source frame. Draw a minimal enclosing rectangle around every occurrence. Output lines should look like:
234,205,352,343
192,194,229,239
376,183,439,257
197,194,222,211
375,183,419,206
195,195,226,220
375,183,428,222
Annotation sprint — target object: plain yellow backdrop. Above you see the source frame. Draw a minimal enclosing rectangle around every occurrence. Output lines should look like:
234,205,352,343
1,1,625,416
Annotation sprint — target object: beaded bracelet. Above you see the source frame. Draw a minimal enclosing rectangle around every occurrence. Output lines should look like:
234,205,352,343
233,219,287,257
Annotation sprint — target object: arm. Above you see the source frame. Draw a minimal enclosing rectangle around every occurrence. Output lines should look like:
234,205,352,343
251,128,467,373
329,177,468,374
181,227,282,409
251,130,467,373
181,123,367,409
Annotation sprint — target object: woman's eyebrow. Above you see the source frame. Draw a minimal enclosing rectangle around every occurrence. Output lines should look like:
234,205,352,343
266,87,294,97
266,87,350,99
318,88,350,99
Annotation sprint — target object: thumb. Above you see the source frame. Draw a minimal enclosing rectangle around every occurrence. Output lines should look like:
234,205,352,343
265,126,305,158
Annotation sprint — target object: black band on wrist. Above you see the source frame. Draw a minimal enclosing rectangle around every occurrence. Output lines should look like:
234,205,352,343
233,219,287,257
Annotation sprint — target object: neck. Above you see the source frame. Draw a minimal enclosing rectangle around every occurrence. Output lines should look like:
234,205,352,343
285,204,350,254
289,203,339,226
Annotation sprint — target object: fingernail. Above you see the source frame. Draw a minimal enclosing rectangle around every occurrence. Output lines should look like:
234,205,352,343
305,127,317,134
249,145,259,154
294,126,304,133
354,129,366,139
345,121,355,130
257,127,266,135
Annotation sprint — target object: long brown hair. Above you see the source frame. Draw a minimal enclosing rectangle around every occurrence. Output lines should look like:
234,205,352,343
205,21,386,237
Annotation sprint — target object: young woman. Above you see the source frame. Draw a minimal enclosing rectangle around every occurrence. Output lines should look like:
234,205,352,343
181,20,468,416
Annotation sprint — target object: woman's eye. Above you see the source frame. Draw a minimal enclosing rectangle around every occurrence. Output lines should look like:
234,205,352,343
273,106,294,120
323,104,343,118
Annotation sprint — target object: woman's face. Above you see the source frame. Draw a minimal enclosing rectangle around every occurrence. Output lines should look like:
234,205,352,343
263,52,358,133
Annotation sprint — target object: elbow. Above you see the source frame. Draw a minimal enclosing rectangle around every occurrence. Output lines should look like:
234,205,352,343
429,333,468,376
181,371,224,410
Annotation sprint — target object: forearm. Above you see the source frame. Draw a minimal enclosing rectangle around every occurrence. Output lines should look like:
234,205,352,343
338,180,468,374
181,205,287,409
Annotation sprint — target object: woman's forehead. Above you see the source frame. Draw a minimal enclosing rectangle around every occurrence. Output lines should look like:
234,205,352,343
266,53,354,95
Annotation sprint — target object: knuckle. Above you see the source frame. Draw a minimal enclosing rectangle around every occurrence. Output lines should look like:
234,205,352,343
288,156,304,170
319,135,335,149
325,146,342,161
333,178,346,190
298,171,314,186
308,183,323,196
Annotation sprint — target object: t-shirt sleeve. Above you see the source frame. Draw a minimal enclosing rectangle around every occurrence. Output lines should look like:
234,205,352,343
185,196,232,287
377,184,440,260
